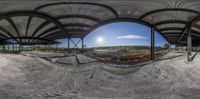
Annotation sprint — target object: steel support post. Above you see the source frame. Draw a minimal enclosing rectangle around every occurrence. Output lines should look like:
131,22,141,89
38,45,39,50
22,44,24,51
46,44,48,51
3,42,5,52
7,41,9,51
151,27,155,60
12,43,14,52
56,44,58,51
34,44,36,50
18,44,20,51
68,38,70,53
81,38,84,53
177,44,179,51
196,44,198,52
175,45,177,51
49,43,51,51
176,44,179,51
48,42,50,52
187,26,192,62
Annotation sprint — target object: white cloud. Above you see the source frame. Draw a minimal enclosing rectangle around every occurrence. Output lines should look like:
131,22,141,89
117,34,146,39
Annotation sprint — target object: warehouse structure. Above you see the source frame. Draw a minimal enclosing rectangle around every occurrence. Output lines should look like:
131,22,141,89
0,0,200,61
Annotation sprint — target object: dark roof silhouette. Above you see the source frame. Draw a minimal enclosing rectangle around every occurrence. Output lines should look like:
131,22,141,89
0,0,199,45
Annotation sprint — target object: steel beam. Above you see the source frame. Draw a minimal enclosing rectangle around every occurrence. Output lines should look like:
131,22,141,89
68,38,70,53
3,42,5,51
25,16,33,37
151,27,155,60
81,38,84,53
187,25,192,62
36,23,90,39
6,18,21,39
12,41,14,52
153,20,188,27
56,43,58,51
30,21,51,39
35,2,119,18
0,25,14,39
56,15,101,22
72,39,81,48
139,8,200,19
0,11,68,42
159,27,184,32
48,42,50,52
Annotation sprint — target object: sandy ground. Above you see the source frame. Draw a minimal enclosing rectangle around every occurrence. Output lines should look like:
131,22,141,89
0,51,200,99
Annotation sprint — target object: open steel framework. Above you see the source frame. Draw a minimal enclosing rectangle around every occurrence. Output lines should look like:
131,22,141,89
0,0,200,61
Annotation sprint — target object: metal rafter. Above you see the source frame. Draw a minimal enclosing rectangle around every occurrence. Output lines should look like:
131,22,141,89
30,15,100,41
139,8,200,45
25,16,33,37
176,15,200,44
153,20,188,27
162,32,182,35
0,11,68,45
0,11,68,36
35,2,119,18
0,25,15,39
56,15,101,22
139,8,200,19
36,23,90,39
5,37,52,42
42,29,88,39
30,21,51,38
5,18,21,41
159,27,184,32
0,32,8,39
1,1,200,45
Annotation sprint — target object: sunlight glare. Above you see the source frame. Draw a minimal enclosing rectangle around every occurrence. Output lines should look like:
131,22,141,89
96,36,104,43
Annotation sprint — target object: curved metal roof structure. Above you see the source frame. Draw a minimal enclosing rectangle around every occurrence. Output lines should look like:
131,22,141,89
0,0,200,45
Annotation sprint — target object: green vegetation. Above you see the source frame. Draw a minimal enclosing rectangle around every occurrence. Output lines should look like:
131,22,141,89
88,45,168,63
163,43,169,49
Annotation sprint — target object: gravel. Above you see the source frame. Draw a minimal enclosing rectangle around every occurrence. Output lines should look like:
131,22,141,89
0,52,199,99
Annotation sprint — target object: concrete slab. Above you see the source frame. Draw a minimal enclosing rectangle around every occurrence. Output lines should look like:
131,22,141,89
76,54,97,64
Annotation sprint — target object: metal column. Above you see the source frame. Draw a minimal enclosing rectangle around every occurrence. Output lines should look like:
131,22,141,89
12,43,14,52
196,44,198,52
3,42,5,52
68,38,70,53
18,44,20,51
48,42,50,52
81,38,84,53
21,44,24,51
7,41,9,51
169,44,171,52
151,27,155,60
187,26,192,62
56,44,58,51
37,45,40,51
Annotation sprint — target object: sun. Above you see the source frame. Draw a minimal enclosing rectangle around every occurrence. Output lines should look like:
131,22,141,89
96,36,104,43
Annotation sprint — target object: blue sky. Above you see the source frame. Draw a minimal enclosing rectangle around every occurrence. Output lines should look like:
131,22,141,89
57,22,168,48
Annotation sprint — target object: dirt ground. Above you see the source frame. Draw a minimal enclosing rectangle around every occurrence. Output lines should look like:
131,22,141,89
0,51,200,99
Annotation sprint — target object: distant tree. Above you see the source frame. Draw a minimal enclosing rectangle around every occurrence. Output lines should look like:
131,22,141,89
163,43,169,49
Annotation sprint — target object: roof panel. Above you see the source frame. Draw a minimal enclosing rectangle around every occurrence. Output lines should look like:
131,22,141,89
0,0,199,44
